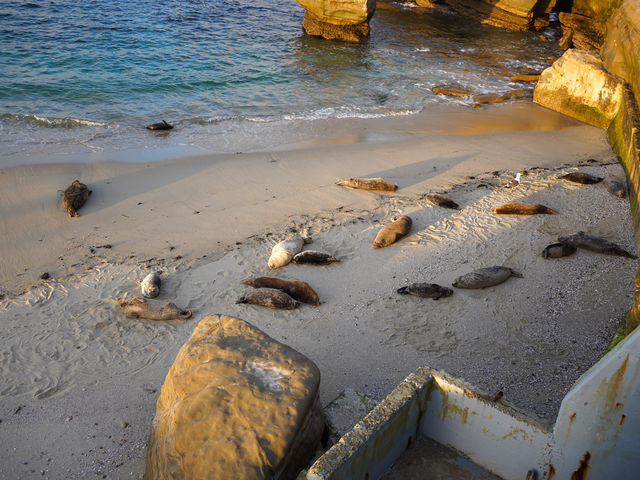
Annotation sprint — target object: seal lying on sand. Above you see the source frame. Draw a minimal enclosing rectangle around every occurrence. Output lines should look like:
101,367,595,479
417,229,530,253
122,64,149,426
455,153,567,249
336,177,398,192
426,193,458,210
241,277,320,305
146,120,173,131
117,297,191,320
236,288,299,310
372,215,412,249
558,172,603,184
397,283,453,300
541,242,577,259
558,231,637,258
292,251,339,264
604,178,627,198
140,271,162,298
62,179,92,217
268,235,307,269
490,201,557,215
453,266,522,289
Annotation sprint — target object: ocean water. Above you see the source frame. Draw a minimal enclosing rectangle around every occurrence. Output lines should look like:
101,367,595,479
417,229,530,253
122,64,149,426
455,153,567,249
0,0,562,166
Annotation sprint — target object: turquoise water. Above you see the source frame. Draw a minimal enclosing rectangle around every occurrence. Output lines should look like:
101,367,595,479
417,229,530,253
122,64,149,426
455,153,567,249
0,0,562,166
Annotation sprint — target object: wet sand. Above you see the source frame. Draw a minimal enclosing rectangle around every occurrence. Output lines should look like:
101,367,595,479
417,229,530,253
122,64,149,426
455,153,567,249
0,103,636,478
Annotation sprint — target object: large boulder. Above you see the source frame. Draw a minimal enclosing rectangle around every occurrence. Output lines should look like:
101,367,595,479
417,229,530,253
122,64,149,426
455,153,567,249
533,49,623,128
296,0,376,42
443,0,540,31
145,315,324,480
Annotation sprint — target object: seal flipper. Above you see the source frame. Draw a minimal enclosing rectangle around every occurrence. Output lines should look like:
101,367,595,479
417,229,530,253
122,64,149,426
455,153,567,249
236,296,248,304
397,286,410,295
179,309,192,319
510,269,524,278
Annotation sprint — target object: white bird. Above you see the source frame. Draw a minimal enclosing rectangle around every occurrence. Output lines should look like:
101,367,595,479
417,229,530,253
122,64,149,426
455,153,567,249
506,172,521,188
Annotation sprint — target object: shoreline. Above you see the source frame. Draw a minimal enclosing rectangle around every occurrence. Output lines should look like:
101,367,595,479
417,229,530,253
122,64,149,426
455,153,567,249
0,102,636,478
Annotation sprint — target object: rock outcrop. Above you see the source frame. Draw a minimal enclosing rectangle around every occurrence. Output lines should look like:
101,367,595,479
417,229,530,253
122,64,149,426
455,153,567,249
533,49,623,128
296,0,376,42
442,0,540,31
144,315,324,480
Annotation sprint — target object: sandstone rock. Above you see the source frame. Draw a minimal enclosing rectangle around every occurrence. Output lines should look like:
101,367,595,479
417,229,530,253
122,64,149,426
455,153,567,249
534,49,623,128
432,84,473,97
145,315,324,480
324,389,378,445
558,12,605,51
510,73,541,82
442,0,539,31
296,0,375,42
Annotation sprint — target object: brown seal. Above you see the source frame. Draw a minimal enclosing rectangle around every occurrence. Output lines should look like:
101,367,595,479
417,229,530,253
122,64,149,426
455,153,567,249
558,172,603,184
241,277,320,305
558,231,637,259
397,283,453,300
426,193,458,209
372,215,412,249
236,288,299,310
146,120,173,131
541,242,577,259
336,177,398,192
292,251,339,264
117,297,191,320
490,201,557,215
62,179,92,217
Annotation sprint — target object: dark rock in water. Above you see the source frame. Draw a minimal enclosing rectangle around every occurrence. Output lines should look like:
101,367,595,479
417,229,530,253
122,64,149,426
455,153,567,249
397,283,453,300
558,172,603,184
432,85,473,97
541,242,577,259
510,73,541,82
426,193,458,209
558,12,605,52
558,231,637,259
146,120,173,131
453,266,522,289
62,179,92,218
604,178,627,198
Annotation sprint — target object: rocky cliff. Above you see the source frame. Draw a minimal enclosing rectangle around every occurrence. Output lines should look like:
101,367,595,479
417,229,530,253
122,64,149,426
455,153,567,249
296,0,376,42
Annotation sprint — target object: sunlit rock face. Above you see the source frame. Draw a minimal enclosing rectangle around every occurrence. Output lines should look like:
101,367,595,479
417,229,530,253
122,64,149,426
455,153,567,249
442,0,540,31
296,0,376,42
534,49,623,128
144,315,324,480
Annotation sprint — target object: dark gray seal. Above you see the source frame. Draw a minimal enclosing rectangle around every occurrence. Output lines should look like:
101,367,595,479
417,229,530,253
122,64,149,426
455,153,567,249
236,287,299,310
397,283,453,300
558,231,637,259
146,120,173,131
604,178,627,198
241,277,320,306
292,250,339,264
62,179,92,217
453,266,522,289
558,172,603,184
426,193,458,210
541,242,577,259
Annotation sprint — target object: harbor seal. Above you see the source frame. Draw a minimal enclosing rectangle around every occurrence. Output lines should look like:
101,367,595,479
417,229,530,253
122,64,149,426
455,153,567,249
241,277,320,305
140,271,162,298
268,235,306,269
604,178,627,198
558,231,637,259
62,179,92,217
490,201,557,215
146,120,173,131
372,215,412,249
541,242,577,259
336,177,398,192
292,250,339,264
117,297,191,320
426,193,458,210
452,266,522,289
236,288,299,310
558,172,603,184
397,283,453,300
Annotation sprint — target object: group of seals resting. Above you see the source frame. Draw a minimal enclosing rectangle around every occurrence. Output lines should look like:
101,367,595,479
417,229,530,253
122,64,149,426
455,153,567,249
558,231,637,259
62,179,92,217
238,277,321,309
117,297,192,320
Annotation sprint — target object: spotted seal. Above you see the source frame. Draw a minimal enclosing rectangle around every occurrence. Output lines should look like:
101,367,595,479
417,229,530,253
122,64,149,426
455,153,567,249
604,178,627,198
146,120,173,131
541,242,577,259
268,235,306,269
236,288,299,310
292,251,339,264
62,179,92,217
453,266,522,289
336,177,398,192
397,283,453,300
558,231,637,259
558,172,603,184
140,271,162,298
241,277,320,305
426,193,458,210
117,297,191,320
372,215,412,249
491,201,557,215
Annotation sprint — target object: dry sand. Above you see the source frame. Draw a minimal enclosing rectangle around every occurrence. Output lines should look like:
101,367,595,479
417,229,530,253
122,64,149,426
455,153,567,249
0,103,636,479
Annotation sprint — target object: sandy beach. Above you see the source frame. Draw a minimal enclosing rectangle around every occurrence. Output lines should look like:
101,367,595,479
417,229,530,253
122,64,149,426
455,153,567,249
0,103,636,479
